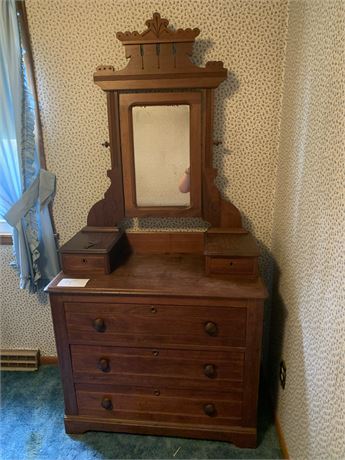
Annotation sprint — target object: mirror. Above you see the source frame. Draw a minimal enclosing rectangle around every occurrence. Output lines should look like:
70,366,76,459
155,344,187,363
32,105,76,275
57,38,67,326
132,105,190,207
119,91,202,217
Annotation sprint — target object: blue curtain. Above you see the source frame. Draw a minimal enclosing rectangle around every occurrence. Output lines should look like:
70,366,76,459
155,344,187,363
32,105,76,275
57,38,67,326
0,0,60,291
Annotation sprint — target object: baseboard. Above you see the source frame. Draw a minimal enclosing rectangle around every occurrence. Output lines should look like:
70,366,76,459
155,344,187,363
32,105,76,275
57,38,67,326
274,412,289,459
40,356,58,365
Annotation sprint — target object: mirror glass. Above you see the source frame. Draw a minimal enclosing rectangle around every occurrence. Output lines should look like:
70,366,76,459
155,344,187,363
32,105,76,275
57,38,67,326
132,105,190,207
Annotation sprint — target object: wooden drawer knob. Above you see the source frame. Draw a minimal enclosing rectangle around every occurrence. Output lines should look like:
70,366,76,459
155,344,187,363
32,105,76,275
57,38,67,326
93,318,106,333
204,363,217,378
203,403,217,417
204,321,218,336
101,397,113,410
98,358,110,372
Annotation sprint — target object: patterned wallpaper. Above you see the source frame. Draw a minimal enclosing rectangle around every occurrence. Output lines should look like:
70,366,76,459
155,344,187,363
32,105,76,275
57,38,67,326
1,1,344,458
0,0,288,356
269,0,345,458
0,246,56,355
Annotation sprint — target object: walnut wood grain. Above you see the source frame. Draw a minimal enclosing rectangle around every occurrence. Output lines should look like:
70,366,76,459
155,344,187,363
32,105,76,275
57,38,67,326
50,296,78,415
64,415,257,447
71,344,244,391
89,13,243,228
87,92,125,227
126,232,204,254
49,12,267,449
94,14,226,91
65,302,247,349
75,384,242,426
205,256,258,279
242,299,264,427
46,253,267,299
205,232,260,257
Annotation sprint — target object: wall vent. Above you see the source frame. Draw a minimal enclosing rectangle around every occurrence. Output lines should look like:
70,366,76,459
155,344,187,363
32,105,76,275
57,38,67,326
0,349,39,371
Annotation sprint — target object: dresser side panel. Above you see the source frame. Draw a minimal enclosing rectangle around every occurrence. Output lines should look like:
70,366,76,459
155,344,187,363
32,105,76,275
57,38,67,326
50,294,78,415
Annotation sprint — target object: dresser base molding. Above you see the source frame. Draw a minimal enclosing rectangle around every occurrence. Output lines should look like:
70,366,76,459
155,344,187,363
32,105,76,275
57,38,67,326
64,415,257,448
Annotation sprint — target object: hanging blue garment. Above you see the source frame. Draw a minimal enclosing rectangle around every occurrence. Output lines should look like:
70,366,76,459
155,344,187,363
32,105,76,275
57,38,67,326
0,0,60,290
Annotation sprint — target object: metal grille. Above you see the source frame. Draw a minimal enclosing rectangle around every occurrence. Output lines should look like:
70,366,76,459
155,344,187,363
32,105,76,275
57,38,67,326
0,349,39,371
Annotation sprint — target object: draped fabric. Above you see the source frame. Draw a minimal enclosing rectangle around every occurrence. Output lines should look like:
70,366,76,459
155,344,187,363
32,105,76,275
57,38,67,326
0,0,60,291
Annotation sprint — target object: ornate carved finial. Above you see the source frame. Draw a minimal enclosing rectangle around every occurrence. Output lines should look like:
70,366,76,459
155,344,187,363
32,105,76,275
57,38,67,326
116,12,200,44
145,12,169,37
94,13,227,90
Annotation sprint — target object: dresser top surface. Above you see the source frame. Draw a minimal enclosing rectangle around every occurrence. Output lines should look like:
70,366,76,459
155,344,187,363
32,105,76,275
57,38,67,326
46,253,267,299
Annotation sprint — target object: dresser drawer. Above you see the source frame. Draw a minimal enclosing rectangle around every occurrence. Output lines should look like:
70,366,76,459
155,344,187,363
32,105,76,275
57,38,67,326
75,384,243,426
71,345,245,391
65,302,247,348
206,256,258,279
61,254,107,275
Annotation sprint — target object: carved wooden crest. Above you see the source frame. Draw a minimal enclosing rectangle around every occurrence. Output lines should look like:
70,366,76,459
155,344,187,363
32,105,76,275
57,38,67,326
94,12,227,90
116,12,200,44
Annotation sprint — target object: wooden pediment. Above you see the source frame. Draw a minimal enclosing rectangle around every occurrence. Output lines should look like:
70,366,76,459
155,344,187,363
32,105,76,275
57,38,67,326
94,13,227,90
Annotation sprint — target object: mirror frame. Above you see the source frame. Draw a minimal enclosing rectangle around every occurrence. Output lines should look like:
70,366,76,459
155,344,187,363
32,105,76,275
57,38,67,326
120,92,202,217
87,13,242,229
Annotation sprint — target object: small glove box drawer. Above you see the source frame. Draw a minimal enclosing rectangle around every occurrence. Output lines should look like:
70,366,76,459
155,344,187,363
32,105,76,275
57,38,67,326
60,227,127,275
204,230,259,280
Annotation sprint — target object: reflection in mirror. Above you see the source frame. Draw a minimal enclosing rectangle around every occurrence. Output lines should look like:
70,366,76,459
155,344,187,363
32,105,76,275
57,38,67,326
132,105,190,207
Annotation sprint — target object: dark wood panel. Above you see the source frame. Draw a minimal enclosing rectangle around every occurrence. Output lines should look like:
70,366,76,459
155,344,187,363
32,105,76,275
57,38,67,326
75,385,242,426
65,415,257,447
127,232,204,254
242,300,264,427
206,256,258,279
87,91,125,227
46,254,268,300
61,254,106,275
65,302,247,348
205,231,260,257
71,345,244,391
49,296,78,415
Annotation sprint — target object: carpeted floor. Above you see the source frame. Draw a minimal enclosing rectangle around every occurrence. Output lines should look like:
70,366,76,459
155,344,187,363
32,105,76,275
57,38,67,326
0,365,282,459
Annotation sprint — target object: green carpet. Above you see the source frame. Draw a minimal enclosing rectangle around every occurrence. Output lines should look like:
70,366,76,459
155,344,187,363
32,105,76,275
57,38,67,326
0,365,281,459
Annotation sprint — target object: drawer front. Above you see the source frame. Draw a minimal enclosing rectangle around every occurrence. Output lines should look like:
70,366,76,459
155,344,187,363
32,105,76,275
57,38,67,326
65,302,247,348
71,345,245,391
61,254,107,275
207,256,257,278
76,384,243,426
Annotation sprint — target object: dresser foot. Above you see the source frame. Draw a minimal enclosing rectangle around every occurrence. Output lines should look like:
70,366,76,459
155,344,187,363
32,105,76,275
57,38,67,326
64,415,257,447
64,417,87,434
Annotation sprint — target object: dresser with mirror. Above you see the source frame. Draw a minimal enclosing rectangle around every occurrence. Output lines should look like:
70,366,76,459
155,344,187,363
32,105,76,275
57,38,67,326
46,13,267,448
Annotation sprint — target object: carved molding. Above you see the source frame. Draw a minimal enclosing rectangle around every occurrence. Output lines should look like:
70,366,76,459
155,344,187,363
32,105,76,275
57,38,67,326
94,12,227,90
116,12,200,44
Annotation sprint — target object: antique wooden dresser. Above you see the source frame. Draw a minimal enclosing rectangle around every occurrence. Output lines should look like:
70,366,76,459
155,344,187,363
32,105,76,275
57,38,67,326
46,13,267,448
